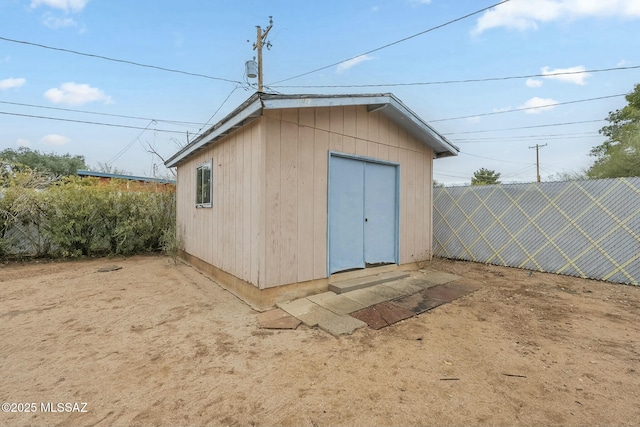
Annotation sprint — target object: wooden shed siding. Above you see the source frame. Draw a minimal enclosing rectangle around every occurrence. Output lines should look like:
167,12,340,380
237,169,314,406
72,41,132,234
177,104,435,290
297,126,315,282
313,128,329,280
260,105,434,288
175,120,264,287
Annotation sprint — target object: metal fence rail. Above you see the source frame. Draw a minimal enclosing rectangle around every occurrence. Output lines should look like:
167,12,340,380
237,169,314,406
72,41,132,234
433,178,640,285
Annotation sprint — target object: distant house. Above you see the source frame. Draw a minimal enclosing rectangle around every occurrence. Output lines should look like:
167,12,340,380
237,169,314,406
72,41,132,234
165,93,458,309
76,170,175,192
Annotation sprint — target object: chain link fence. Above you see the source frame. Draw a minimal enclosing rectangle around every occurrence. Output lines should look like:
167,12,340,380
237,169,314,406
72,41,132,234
433,178,640,285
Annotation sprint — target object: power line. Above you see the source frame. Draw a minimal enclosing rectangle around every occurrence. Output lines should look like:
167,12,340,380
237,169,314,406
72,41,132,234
0,100,205,127
430,94,625,122
0,36,244,85
460,151,533,165
271,65,640,88
451,131,599,142
453,134,601,143
443,119,605,136
501,165,537,179
433,170,471,179
195,85,241,137
268,0,512,85
107,120,156,165
0,111,186,134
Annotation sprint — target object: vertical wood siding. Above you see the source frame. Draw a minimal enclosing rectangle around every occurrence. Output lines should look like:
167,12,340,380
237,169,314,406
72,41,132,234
177,104,434,290
262,105,433,288
176,119,265,288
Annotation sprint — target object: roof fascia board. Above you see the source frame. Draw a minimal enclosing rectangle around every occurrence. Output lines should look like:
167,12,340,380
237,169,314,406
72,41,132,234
166,93,459,167
261,95,392,110
165,98,263,167
262,95,458,157
384,96,459,157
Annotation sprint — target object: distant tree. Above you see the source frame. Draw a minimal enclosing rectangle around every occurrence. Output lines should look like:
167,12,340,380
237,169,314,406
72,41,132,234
471,168,501,185
587,83,640,178
0,147,86,177
433,180,445,188
547,170,589,182
95,162,131,176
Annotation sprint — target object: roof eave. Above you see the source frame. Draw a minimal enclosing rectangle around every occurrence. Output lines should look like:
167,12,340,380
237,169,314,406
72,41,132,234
260,93,458,158
164,96,263,168
381,95,459,158
165,92,459,167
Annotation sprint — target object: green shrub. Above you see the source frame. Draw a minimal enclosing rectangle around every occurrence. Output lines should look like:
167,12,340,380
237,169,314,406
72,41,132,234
0,172,176,259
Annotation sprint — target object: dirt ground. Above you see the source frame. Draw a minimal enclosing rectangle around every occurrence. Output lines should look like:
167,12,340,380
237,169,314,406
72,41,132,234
1,255,639,427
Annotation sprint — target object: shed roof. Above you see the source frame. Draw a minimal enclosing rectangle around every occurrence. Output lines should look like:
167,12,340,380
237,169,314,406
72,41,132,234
165,92,459,168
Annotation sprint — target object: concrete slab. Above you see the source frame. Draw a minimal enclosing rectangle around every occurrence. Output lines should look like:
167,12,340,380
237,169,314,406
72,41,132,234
405,278,435,290
278,298,330,327
256,309,301,329
421,271,460,286
381,278,425,296
318,313,366,336
307,292,366,315
343,287,388,308
365,283,410,300
277,271,475,336
277,298,317,318
299,304,338,328
329,271,410,294
278,297,365,334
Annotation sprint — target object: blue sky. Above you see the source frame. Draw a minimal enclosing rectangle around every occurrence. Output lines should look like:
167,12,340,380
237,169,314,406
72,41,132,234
0,0,638,184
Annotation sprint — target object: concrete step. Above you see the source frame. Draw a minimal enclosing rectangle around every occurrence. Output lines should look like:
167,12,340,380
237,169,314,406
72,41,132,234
329,271,410,294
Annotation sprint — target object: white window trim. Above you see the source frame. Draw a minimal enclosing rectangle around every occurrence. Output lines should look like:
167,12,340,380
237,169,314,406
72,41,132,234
195,159,212,208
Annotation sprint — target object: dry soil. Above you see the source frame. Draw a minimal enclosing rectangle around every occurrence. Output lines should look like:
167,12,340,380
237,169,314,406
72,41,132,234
1,255,639,426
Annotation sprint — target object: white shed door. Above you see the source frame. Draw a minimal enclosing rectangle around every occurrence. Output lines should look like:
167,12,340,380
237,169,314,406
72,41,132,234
328,155,398,274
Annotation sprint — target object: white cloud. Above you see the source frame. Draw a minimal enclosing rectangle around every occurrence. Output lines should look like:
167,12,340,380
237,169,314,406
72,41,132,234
492,106,512,113
30,0,89,13
519,97,559,114
526,78,544,88
44,82,112,105
541,65,590,85
0,77,26,90
409,0,432,4
617,59,630,67
41,134,70,146
336,55,374,74
43,15,77,29
474,0,640,34
16,139,31,148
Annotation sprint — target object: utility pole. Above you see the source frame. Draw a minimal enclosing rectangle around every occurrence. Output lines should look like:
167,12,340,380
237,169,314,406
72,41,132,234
253,16,273,92
529,143,547,183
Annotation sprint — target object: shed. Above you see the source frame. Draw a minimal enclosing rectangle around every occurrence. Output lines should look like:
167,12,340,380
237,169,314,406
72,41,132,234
165,93,458,309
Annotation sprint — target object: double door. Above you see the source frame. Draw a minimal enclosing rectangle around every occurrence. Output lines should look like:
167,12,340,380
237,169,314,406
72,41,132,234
328,154,398,274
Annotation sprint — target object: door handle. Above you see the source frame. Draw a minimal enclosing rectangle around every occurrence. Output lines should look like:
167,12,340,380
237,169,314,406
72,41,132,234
365,218,368,222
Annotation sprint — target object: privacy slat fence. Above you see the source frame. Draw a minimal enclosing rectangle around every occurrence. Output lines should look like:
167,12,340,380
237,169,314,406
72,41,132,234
433,178,640,285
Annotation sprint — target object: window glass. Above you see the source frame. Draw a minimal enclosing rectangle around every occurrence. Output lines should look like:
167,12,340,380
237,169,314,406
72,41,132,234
196,161,212,207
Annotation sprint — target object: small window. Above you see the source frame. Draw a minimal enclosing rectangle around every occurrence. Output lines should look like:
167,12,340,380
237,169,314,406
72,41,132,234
196,160,212,207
